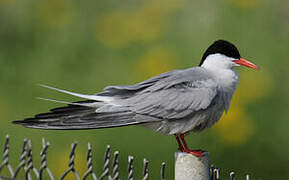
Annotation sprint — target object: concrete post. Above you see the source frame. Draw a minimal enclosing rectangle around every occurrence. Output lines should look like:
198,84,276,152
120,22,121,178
175,152,210,180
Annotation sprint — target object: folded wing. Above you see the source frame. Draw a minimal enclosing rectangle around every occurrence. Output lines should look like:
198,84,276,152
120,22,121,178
122,68,218,120
13,67,218,130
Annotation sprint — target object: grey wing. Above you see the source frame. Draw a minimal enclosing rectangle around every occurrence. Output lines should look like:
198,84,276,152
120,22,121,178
98,70,180,97
13,100,141,129
122,67,219,120
13,71,179,129
13,67,218,130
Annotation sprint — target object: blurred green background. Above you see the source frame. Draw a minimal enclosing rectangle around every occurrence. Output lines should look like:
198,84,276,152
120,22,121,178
0,0,288,179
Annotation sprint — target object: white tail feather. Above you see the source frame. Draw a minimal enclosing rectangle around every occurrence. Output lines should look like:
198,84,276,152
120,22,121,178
39,84,113,102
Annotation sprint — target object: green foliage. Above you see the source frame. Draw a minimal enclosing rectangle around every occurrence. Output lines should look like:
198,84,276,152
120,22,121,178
0,0,288,179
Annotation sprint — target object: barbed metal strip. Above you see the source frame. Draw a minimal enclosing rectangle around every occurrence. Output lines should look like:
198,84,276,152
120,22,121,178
0,135,254,179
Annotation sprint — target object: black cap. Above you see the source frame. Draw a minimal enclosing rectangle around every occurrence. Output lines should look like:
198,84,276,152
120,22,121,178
199,40,241,66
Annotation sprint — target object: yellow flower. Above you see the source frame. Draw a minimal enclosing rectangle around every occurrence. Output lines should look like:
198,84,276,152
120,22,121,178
236,69,272,102
51,148,87,179
213,100,253,145
37,0,74,29
133,47,179,80
95,0,183,48
95,11,144,48
213,69,272,145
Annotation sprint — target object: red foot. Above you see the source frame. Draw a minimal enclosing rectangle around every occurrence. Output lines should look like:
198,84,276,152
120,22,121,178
175,134,204,157
183,150,203,157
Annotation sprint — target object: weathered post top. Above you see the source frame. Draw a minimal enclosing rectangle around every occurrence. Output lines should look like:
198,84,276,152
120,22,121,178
175,152,210,180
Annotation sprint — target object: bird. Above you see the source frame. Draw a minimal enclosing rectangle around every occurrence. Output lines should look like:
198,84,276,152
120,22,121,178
13,40,259,157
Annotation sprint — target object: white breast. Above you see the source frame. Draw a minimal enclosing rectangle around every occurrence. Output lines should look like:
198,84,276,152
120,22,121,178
201,53,239,111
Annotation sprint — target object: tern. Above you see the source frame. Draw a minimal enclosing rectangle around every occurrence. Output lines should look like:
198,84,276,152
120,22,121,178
13,40,259,157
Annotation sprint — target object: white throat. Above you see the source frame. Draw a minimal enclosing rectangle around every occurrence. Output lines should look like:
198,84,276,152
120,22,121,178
201,54,239,83
201,54,239,107
201,54,238,70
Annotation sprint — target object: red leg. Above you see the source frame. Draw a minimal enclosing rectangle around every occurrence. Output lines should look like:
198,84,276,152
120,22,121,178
175,135,184,152
180,134,203,157
180,134,190,150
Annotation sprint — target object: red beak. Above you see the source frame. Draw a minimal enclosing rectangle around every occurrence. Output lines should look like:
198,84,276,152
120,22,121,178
233,58,260,70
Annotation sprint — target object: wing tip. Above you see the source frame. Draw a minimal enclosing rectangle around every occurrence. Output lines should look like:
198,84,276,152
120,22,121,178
12,119,36,125
12,120,22,124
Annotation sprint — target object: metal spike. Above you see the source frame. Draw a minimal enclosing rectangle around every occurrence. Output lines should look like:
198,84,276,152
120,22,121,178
3,135,9,164
142,159,149,180
213,168,220,180
13,139,28,178
69,143,77,168
25,140,39,180
82,143,97,180
246,174,250,180
127,156,134,180
112,151,120,180
210,165,215,180
99,145,111,180
0,135,14,177
59,142,80,180
161,162,166,180
39,138,54,180
229,172,235,180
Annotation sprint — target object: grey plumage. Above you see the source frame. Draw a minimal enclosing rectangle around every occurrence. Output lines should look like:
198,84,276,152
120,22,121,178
13,67,233,135
13,39,260,157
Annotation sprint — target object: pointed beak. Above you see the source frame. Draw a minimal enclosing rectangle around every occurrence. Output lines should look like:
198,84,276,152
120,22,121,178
233,58,260,70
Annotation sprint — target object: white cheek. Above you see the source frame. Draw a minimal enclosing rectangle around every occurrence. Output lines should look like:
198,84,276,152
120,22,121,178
201,54,236,70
